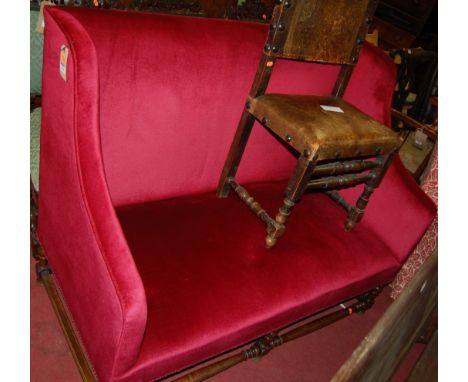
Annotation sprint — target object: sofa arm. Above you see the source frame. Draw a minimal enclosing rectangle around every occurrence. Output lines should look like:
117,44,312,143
38,7,147,381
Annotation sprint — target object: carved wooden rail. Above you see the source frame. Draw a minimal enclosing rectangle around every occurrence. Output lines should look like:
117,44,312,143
173,287,382,382
30,0,275,20
307,173,375,190
311,159,381,178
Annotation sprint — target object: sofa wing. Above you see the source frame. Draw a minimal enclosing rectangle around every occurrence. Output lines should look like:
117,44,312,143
38,8,147,381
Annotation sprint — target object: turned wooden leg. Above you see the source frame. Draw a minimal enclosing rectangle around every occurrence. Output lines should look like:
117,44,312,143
266,150,317,247
345,185,373,231
345,153,395,231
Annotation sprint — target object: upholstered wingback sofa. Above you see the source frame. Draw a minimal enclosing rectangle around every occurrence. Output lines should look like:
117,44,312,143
36,6,436,381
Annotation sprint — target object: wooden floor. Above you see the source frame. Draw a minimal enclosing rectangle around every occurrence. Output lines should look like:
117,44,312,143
399,130,435,176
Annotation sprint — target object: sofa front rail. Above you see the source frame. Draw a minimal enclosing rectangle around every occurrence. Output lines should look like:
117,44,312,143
172,287,382,382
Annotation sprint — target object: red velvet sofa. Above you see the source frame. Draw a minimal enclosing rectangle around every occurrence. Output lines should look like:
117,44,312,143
37,6,436,382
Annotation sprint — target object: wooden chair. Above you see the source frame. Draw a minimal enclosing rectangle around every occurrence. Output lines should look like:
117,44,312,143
217,0,404,247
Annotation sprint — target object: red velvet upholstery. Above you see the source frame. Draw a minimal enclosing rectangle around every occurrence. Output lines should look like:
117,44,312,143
38,6,436,382
116,183,402,381
38,9,147,381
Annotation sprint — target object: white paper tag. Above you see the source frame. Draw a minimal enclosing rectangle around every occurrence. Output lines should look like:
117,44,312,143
320,105,344,113
413,128,427,150
60,45,69,81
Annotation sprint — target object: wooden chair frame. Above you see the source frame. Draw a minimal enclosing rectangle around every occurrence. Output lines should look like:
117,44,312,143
217,0,402,247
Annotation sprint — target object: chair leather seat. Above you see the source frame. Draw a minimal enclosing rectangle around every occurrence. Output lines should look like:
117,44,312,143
249,94,403,160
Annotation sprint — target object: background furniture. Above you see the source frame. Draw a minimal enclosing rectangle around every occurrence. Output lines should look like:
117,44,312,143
30,8,43,224
334,250,437,381
30,0,268,19
33,6,435,381
391,49,437,126
371,0,437,50
390,143,437,299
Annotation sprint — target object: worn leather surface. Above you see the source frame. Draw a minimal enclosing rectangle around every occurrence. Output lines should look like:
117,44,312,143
249,94,402,159
279,0,370,64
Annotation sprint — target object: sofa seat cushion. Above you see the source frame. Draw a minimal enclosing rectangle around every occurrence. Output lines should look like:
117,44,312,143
116,181,401,381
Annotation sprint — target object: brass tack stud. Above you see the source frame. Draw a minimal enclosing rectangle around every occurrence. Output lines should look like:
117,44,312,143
265,236,276,248
304,149,311,157
366,17,372,24
278,22,285,31
285,0,292,8
355,149,361,156
286,135,293,142
245,101,251,110
262,117,269,125
375,147,382,154
334,151,341,158
264,44,271,52
275,0,283,4
271,46,279,53
357,37,363,45
352,56,358,63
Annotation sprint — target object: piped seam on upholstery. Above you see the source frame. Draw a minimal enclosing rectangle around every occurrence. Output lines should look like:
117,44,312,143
46,9,137,380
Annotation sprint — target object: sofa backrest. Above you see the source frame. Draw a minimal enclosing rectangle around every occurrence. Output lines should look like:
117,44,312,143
61,7,435,262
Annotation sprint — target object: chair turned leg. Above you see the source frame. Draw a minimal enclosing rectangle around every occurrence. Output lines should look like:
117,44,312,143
345,185,373,231
217,109,256,198
265,198,294,248
345,153,395,231
266,150,317,247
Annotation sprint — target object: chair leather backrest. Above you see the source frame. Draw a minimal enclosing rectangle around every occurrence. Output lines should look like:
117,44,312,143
274,0,376,64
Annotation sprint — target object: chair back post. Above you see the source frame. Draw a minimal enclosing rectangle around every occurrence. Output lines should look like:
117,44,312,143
248,1,290,98
255,0,379,98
